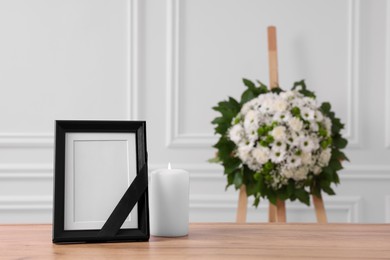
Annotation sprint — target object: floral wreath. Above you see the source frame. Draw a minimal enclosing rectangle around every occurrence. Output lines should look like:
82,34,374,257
210,79,348,206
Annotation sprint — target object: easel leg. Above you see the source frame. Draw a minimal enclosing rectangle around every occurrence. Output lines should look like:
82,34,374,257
268,202,276,222
276,199,286,223
313,194,327,224
236,185,248,223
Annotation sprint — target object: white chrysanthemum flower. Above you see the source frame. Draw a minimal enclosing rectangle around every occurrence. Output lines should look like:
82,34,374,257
271,126,287,141
241,99,259,115
281,167,293,178
287,155,302,168
259,96,276,113
244,110,258,124
315,111,324,122
247,161,261,171
237,145,252,163
310,122,319,132
270,148,286,163
300,136,316,153
288,117,303,132
246,131,258,143
293,166,309,181
291,132,305,147
251,147,270,164
303,97,316,107
229,124,244,145
292,98,306,109
272,140,287,151
318,148,332,166
301,107,315,121
272,111,291,123
273,99,288,113
324,117,332,133
280,91,295,100
241,103,252,115
312,165,322,175
244,111,259,140
301,152,312,165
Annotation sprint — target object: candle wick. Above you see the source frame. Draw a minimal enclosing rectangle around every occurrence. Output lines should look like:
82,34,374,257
168,162,172,170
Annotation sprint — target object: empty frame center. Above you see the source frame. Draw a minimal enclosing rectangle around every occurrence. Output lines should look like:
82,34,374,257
64,133,138,230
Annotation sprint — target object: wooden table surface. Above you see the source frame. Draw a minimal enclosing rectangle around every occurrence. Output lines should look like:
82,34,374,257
1,223,390,259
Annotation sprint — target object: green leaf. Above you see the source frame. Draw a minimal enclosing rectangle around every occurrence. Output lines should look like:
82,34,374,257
256,80,267,88
294,188,310,206
322,186,336,195
287,180,294,197
270,87,283,94
331,149,349,162
228,96,241,111
329,159,343,171
278,187,289,200
224,158,241,174
212,97,240,123
322,166,334,177
246,183,258,196
333,172,340,184
292,80,316,98
268,191,277,205
214,137,235,161
331,118,344,134
233,171,243,189
258,173,266,187
225,173,234,190
207,157,220,163
292,80,307,90
243,78,256,91
333,137,348,149
320,179,331,189
301,90,316,98
320,102,331,114
258,85,269,94
241,89,255,104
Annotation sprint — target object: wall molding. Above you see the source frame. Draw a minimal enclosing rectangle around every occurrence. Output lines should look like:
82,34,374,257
0,196,52,211
0,133,53,148
385,0,390,149
0,164,53,180
190,194,361,223
386,195,390,223
0,0,139,148
150,163,390,180
344,0,361,148
1,163,389,181
166,0,361,148
128,0,140,120
165,0,219,148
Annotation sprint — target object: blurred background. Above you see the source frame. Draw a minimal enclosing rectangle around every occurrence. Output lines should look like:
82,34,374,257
0,0,389,223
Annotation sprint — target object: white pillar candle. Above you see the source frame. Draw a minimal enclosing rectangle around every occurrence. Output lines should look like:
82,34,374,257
150,163,189,237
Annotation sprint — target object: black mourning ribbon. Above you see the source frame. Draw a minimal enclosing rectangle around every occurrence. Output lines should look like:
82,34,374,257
98,164,148,239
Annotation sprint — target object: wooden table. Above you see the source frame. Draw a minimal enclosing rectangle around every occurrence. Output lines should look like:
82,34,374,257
1,223,390,259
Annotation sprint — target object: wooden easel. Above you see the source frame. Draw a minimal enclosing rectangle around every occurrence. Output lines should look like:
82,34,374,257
236,26,327,224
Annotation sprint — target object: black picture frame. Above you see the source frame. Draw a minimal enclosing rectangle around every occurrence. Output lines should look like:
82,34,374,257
53,120,149,243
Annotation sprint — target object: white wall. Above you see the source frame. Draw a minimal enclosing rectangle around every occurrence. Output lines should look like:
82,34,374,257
0,0,389,223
